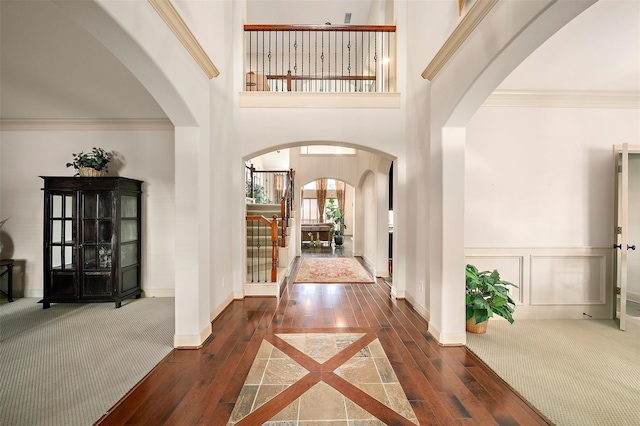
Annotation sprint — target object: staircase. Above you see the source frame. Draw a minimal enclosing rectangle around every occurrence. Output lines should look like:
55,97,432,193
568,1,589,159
244,203,296,296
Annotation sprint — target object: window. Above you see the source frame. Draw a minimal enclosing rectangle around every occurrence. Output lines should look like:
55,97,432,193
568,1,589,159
300,146,356,155
301,199,319,224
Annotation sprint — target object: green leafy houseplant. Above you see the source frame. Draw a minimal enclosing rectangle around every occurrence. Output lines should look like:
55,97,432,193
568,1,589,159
246,180,268,204
465,264,518,329
325,199,347,239
66,147,111,176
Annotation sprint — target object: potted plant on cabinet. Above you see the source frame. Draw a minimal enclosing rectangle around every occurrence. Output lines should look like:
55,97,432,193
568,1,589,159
66,147,111,177
465,264,518,334
325,199,347,246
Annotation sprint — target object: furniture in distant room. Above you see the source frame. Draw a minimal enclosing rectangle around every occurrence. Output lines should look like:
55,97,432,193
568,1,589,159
0,259,14,302
40,177,143,309
301,223,334,246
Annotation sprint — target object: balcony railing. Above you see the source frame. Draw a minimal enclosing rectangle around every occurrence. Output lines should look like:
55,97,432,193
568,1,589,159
244,25,396,93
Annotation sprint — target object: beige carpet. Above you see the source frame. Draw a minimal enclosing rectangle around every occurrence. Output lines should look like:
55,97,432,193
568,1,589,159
293,258,374,283
466,316,640,426
0,297,174,426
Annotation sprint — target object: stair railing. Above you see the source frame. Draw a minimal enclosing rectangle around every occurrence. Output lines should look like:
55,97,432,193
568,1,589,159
246,166,294,248
246,214,279,283
244,24,397,93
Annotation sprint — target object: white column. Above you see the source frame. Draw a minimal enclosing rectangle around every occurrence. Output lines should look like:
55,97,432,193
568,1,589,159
174,126,212,347
428,127,466,345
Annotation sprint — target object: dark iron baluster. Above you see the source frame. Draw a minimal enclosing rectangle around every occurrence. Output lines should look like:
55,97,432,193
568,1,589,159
348,31,352,92
387,31,391,92
361,31,364,92
374,31,378,93
288,31,291,92
308,31,311,92
381,30,384,93
251,220,255,282
368,32,371,92
341,32,344,92
355,31,358,92
248,31,252,91
261,31,265,91
268,31,272,91
328,30,331,92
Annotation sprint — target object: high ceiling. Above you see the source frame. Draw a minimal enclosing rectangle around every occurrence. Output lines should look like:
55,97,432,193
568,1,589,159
246,0,375,25
0,0,637,120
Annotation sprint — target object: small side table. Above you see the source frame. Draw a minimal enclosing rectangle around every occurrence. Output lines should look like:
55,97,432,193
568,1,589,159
0,259,14,302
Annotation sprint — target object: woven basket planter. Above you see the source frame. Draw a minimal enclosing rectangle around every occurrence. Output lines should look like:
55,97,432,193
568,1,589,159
79,167,106,177
466,317,488,334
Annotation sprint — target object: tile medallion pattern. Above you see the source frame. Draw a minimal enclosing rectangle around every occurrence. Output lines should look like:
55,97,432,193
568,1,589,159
228,329,418,425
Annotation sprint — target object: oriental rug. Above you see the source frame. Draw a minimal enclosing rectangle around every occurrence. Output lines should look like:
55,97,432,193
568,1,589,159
293,257,374,283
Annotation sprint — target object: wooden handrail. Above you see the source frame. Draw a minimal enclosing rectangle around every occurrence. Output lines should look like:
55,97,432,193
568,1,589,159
246,215,274,226
252,169,292,174
244,24,396,32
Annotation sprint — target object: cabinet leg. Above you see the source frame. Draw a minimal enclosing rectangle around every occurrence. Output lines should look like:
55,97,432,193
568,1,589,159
115,301,122,308
135,294,141,299
43,302,50,309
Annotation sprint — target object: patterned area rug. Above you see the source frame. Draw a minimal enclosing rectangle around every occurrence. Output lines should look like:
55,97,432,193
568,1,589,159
293,258,374,283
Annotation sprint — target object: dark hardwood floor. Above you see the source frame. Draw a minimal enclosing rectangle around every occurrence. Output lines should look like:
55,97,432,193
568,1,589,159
97,240,549,425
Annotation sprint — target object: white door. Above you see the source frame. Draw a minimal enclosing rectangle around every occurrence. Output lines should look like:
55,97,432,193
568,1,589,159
613,144,640,331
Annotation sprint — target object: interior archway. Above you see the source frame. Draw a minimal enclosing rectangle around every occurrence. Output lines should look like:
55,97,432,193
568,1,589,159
244,142,396,285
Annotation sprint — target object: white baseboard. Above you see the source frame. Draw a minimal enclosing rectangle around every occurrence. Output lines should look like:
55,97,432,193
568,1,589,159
143,289,175,298
243,281,279,297
210,292,235,322
375,270,390,278
391,285,405,300
174,323,212,349
24,289,43,298
404,292,429,321
627,291,640,304
427,323,466,346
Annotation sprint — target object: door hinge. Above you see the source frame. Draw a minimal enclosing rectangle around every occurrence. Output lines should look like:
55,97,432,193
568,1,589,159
617,227,623,234
616,287,621,295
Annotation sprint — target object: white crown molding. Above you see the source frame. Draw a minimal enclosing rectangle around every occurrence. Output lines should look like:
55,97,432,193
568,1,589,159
422,0,499,81
0,118,174,131
147,0,219,79
483,90,640,109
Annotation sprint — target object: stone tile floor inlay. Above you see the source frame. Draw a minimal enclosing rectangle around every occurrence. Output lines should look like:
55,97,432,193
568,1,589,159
227,330,418,425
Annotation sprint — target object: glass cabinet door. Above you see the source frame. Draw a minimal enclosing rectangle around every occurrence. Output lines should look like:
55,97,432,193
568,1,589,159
81,192,113,296
120,194,140,292
48,193,77,296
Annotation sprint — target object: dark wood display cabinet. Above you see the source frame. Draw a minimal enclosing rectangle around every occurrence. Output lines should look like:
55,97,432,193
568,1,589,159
40,177,143,308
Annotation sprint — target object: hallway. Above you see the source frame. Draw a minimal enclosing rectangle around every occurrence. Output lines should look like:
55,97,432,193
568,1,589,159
97,244,548,425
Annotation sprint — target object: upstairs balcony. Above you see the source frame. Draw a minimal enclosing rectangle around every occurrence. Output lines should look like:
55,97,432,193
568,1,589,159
241,24,398,108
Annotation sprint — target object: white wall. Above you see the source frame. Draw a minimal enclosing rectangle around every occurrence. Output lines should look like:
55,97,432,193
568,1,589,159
0,130,175,298
466,106,640,318
361,171,377,268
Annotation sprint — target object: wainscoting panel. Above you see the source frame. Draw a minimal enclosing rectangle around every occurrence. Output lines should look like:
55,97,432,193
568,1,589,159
530,255,606,305
466,248,612,319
